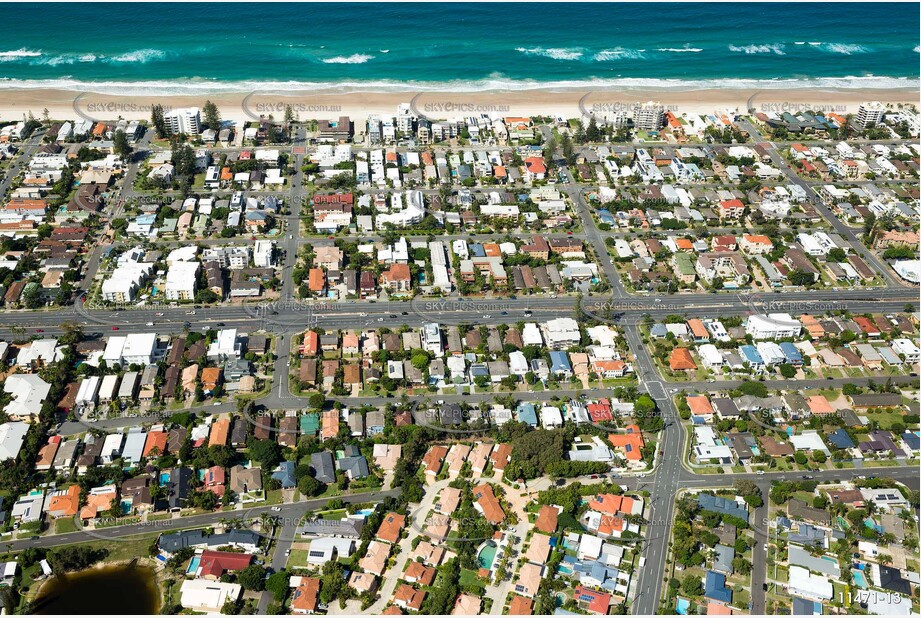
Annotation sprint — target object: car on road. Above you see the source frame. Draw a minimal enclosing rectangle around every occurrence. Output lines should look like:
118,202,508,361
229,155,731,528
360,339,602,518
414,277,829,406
524,310,532,317
500,311,508,316
271,506,281,512
401,311,408,315
155,312,164,317
146,322,154,326
756,471,765,475
389,314,397,318
111,326,119,330
482,314,491,319
359,313,368,317
36,329,43,333
802,475,813,479
285,549,291,557
186,310,196,315
377,317,384,322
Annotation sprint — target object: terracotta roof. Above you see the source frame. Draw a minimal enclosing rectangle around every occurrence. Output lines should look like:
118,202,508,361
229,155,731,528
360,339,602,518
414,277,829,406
291,577,320,613
209,416,231,447
508,595,534,615
198,550,253,578
46,484,80,517
394,584,426,611
376,512,406,544
472,483,505,525
669,348,697,371
143,431,168,457
308,268,326,291
608,426,645,461
687,395,714,415
535,505,559,534
404,561,437,586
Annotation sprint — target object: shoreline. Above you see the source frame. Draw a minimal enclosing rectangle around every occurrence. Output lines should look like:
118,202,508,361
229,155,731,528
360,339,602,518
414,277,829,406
0,86,916,125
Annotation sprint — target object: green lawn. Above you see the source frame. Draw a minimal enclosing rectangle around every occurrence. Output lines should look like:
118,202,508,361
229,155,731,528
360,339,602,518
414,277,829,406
286,549,313,570
460,568,484,592
54,518,79,534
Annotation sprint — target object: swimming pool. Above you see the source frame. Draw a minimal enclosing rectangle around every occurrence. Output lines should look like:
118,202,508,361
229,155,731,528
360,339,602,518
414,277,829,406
159,472,170,486
477,542,498,570
852,569,869,589
676,598,691,615
186,556,200,575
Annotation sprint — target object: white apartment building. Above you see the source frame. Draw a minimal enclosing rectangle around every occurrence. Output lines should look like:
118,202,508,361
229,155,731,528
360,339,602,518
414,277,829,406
632,101,665,131
164,261,199,300
422,323,443,357
253,240,274,268
101,262,154,303
202,246,250,269
855,101,885,129
745,314,802,340
164,107,202,135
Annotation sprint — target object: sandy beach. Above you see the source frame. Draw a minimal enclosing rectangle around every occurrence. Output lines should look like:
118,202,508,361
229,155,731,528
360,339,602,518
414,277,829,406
0,87,916,126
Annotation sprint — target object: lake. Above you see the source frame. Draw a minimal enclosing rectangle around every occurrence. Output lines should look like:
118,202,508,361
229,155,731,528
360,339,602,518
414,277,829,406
32,563,159,615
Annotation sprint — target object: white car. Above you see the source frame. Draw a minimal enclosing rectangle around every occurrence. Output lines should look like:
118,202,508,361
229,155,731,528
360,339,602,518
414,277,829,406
359,313,368,317
271,506,282,512
146,322,154,326
482,314,491,319
377,317,384,322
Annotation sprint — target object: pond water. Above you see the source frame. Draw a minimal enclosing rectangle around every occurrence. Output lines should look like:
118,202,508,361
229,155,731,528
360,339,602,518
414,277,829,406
32,563,159,615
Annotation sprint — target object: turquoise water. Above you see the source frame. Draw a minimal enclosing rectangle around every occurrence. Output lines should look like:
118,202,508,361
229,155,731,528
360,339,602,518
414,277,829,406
852,570,868,589
0,3,917,94
477,542,498,570
676,598,691,615
186,556,200,574
158,472,169,485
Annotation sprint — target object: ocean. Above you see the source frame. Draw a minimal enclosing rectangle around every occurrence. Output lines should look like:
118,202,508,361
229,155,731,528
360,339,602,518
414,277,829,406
0,2,918,94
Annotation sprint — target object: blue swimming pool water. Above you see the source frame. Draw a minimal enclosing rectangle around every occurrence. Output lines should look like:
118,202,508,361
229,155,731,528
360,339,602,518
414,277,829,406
852,569,869,589
477,542,498,570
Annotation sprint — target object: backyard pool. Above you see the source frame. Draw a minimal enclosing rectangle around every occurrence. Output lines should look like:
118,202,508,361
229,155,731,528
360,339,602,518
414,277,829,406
477,542,498,570
852,569,869,589
186,556,200,575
